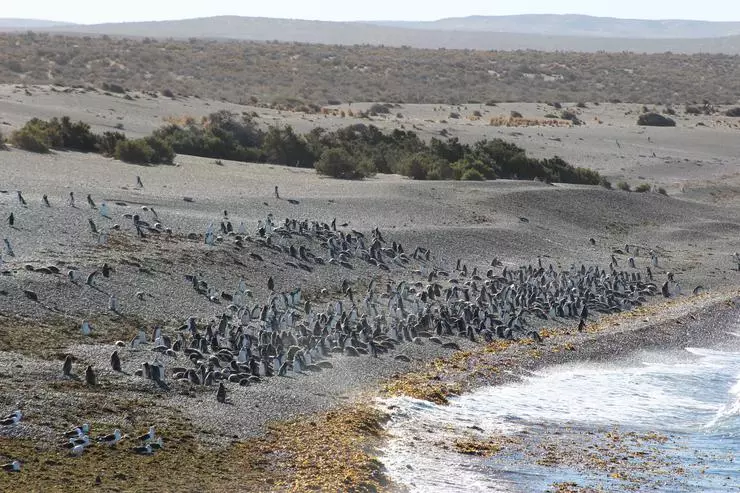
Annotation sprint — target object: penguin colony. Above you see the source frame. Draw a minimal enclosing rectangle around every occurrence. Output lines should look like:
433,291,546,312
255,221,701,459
1,181,708,472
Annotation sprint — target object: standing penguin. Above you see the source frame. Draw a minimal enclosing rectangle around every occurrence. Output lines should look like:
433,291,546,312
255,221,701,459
16,191,26,206
136,176,144,188
110,351,121,372
7,213,14,227
62,355,73,376
42,195,50,207
85,365,97,386
87,194,96,209
216,382,227,403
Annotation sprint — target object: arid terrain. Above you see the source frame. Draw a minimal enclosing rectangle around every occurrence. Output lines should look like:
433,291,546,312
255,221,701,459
3,34,740,104
1,84,739,491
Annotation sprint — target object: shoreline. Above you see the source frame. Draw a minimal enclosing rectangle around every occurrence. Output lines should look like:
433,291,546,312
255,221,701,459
2,291,738,492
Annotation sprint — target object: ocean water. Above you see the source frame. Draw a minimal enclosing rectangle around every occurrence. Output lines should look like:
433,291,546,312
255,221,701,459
379,334,740,492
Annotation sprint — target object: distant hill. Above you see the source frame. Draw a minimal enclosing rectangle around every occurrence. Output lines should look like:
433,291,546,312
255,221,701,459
371,14,740,39
12,16,739,54
0,18,77,29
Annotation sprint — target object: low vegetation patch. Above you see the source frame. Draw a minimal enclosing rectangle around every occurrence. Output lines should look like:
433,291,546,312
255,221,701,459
8,116,173,165
6,110,605,184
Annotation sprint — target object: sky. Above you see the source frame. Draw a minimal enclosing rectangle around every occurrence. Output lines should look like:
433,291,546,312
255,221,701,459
4,0,739,24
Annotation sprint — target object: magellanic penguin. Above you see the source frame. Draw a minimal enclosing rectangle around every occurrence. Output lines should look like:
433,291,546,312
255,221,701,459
85,365,97,386
0,410,22,426
110,351,122,372
216,382,227,403
63,355,73,376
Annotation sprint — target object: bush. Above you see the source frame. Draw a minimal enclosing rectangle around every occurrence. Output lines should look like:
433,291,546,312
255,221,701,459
617,181,631,192
657,187,668,195
461,168,485,181
560,110,583,125
448,112,460,119
685,105,702,115
0,129,6,150
161,88,175,98
725,107,740,117
369,103,391,115
600,178,612,189
101,82,126,94
635,183,651,193
115,138,154,164
664,106,676,115
510,110,523,118
549,102,562,109
314,148,369,179
472,110,482,117
637,113,676,127
10,128,50,153
261,125,315,167
575,102,587,108
144,135,175,164
97,131,127,156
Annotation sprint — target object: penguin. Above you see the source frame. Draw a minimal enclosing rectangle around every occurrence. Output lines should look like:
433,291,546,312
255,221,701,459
136,176,144,188
17,191,26,206
7,212,14,227
110,351,121,372
86,270,98,286
68,191,75,207
216,382,227,403
136,426,155,442
87,194,96,209
97,429,121,446
42,194,50,207
63,355,73,376
85,365,97,386
267,277,275,291
88,218,98,234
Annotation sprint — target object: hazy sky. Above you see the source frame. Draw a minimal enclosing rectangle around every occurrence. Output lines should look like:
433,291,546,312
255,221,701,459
5,0,739,24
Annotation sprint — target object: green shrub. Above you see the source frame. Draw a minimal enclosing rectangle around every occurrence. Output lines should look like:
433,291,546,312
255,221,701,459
725,107,740,117
10,128,50,153
261,125,315,167
600,178,612,189
0,129,6,150
144,135,175,164
314,148,369,179
575,102,588,108
617,181,631,191
635,183,651,193
154,110,264,162
161,88,175,98
657,187,668,195
97,131,127,156
637,113,676,127
510,110,523,118
10,116,99,152
461,168,485,181
115,138,154,164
